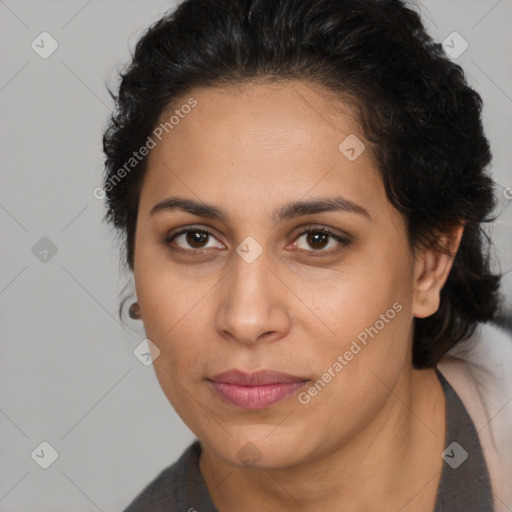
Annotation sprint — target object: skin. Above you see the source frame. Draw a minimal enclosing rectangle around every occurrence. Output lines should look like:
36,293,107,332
133,80,464,511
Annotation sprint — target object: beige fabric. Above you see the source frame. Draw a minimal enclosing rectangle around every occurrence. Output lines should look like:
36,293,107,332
437,322,512,512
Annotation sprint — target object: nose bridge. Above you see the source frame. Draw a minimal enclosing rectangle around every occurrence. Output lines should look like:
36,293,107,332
216,239,289,344
232,242,270,301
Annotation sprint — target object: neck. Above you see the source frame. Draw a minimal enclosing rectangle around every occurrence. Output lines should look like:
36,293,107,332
199,367,446,512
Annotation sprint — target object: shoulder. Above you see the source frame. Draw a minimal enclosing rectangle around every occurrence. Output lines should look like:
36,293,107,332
438,321,512,405
123,440,203,512
437,321,512,511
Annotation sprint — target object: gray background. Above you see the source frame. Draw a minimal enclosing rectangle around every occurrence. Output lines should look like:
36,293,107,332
0,0,511,510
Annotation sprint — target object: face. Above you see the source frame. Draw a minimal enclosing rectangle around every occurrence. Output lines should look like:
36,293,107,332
133,80,421,469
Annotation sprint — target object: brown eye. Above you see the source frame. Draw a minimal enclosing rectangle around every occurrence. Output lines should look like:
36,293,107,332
164,228,224,252
293,228,351,255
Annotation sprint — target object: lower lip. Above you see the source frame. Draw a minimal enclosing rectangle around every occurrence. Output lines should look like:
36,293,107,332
209,381,309,409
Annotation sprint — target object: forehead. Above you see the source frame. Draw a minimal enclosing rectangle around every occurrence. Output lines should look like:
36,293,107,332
139,80,386,219
160,79,365,151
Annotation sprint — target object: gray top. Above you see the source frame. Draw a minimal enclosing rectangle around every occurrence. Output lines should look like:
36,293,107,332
433,368,494,511
123,369,494,511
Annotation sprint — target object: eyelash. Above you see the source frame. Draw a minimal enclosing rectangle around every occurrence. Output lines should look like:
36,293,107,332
162,225,352,257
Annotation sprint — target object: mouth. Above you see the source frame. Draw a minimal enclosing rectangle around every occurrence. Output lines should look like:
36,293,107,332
207,369,311,409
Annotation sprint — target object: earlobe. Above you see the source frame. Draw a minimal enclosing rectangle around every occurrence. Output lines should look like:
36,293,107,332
412,224,464,319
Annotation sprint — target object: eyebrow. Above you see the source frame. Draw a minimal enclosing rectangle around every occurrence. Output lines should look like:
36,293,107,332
149,196,371,222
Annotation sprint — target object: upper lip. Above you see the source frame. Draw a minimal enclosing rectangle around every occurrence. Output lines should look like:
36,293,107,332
208,369,309,386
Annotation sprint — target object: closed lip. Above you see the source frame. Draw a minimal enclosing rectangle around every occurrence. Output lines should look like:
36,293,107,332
207,369,310,386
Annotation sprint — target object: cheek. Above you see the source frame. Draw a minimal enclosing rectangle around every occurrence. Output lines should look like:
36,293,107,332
145,301,208,421
135,276,210,394
293,244,414,394
136,265,203,332
297,259,410,339
307,284,410,382
296,290,411,441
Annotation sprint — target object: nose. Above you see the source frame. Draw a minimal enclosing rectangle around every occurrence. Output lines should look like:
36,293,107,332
215,247,291,347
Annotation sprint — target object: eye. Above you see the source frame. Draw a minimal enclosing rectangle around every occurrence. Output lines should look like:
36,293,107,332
164,227,224,253
291,227,351,256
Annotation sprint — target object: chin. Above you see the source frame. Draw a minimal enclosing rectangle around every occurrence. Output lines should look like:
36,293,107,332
204,427,314,470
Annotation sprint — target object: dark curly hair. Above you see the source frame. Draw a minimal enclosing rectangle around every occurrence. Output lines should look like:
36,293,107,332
102,0,503,368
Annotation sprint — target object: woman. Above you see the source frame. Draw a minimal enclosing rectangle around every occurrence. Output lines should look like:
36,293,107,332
101,0,512,510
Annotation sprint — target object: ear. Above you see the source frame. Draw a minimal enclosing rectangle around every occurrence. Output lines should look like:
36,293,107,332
412,224,465,319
